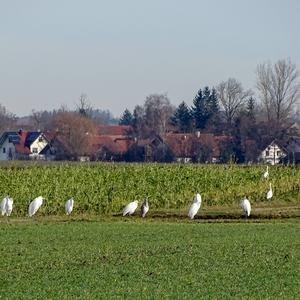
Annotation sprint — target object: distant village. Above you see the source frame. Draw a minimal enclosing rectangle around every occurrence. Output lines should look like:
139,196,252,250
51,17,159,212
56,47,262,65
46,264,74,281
1,59,300,165
1,122,300,165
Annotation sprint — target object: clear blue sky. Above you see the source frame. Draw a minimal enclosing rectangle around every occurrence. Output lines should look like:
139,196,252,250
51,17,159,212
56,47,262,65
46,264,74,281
1,0,300,117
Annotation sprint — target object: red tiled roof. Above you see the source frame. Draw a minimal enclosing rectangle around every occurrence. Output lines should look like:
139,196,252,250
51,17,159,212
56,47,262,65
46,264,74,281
164,133,229,158
97,125,133,136
91,135,134,154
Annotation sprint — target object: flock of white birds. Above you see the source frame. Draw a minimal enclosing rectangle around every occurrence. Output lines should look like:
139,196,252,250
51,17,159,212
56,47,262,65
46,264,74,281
1,196,75,218
123,166,273,219
1,166,273,219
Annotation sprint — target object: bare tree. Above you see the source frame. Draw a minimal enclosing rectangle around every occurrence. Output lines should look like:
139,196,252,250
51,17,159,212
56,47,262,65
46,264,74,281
256,58,300,124
132,105,145,137
31,110,43,129
53,111,97,159
144,94,175,136
77,93,93,117
217,78,252,126
0,103,16,132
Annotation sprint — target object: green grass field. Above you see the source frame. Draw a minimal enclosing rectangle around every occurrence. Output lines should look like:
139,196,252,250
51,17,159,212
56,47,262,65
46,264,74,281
0,163,299,299
0,162,299,216
0,218,299,299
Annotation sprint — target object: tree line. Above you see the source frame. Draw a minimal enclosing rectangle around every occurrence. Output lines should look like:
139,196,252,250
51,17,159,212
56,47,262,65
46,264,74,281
0,58,300,162
119,58,300,162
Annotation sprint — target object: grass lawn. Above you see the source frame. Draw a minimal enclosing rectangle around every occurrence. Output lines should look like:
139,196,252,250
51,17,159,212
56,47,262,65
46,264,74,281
0,218,299,299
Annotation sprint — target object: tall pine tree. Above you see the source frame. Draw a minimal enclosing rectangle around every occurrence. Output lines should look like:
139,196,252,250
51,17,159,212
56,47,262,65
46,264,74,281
171,101,192,132
191,89,207,129
119,108,133,125
206,88,221,133
246,97,256,121
191,87,220,131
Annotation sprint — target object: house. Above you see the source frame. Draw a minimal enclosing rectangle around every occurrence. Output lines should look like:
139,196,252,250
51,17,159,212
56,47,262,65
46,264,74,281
89,126,135,161
282,136,300,164
91,135,134,161
126,136,169,162
163,132,226,163
0,130,55,161
0,131,30,160
259,140,287,165
0,131,19,160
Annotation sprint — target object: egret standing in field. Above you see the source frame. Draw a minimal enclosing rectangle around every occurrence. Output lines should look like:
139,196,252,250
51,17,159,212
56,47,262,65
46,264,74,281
65,198,74,215
263,165,269,179
1,196,13,216
123,200,138,216
266,183,273,200
188,193,202,219
28,196,44,217
1,197,8,216
240,197,251,218
141,198,149,218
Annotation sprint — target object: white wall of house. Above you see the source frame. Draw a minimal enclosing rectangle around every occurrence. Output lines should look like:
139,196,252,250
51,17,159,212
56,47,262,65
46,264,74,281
176,157,192,163
260,142,286,165
0,138,16,160
29,134,48,159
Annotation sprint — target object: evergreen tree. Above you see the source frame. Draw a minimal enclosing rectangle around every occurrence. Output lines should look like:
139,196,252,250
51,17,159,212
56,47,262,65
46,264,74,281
246,97,256,121
205,88,221,133
191,87,220,131
231,117,245,163
119,108,133,125
207,88,219,117
191,89,207,129
171,101,192,132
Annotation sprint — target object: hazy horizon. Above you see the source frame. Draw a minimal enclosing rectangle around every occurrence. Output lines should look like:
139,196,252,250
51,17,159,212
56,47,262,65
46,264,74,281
1,0,300,117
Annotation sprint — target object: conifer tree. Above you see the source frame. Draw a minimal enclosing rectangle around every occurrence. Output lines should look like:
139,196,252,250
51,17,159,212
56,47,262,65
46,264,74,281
119,108,133,125
171,101,192,132
191,89,207,129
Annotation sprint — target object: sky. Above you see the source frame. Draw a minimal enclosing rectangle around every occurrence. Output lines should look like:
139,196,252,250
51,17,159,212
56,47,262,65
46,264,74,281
1,0,300,117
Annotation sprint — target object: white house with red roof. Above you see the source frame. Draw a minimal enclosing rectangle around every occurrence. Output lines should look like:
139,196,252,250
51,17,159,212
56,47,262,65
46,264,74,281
0,130,55,160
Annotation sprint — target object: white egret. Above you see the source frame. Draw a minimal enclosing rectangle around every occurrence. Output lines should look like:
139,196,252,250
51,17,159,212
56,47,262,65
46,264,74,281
188,193,202,219
1,197,8,216
1,197,13,216
263,166,269,178
28,196,44,217
5,197,13,216
240,197,251,218
65,198,74,215
123,200,138,216
266,183,273,200
141,198,149,218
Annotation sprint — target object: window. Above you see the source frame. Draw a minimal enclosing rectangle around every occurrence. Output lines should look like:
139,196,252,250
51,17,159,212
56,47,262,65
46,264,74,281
38,137,43,142
277,151,281,156
32,148,38,154
265,150,269,156
2,147,6,153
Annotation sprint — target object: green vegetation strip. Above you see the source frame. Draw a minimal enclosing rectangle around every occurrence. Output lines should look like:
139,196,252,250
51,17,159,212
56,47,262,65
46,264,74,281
0,220,299,299
0,162,299,216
